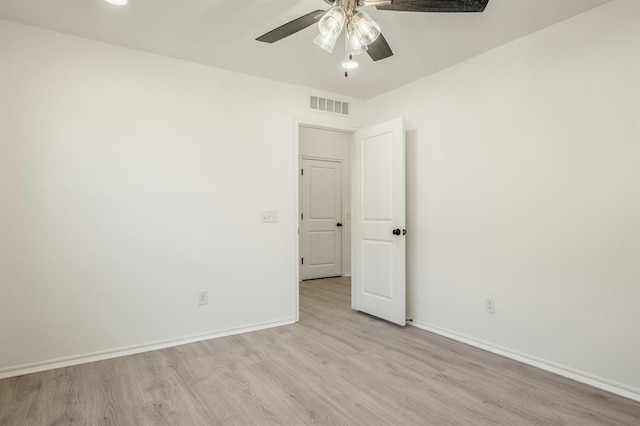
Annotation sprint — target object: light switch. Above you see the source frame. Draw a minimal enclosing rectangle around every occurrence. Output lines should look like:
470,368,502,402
261,210,278,223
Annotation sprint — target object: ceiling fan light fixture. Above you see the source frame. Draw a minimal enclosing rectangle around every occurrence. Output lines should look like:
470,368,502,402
313,32,338,54
104,0,128,5
351,11,381,46
318,6,346,38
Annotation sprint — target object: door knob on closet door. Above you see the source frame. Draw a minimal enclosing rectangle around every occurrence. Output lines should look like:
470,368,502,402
337,223,343,227
392,228,401,236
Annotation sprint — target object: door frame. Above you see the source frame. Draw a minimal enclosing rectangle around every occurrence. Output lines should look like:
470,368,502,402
293,119,356,322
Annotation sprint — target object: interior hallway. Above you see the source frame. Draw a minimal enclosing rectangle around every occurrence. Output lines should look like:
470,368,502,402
1,277,639,425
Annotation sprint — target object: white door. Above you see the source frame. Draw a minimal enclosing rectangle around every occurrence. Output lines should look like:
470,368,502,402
352,118,406,326
300,158,343,280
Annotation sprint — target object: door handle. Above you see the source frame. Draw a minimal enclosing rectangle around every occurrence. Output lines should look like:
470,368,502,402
392,228,401,235
337,223,343,227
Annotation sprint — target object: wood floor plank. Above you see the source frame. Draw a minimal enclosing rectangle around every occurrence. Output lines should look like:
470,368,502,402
1,276,639,425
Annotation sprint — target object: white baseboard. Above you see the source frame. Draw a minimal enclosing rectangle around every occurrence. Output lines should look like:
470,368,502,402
409,320,640,403
0,318,296,380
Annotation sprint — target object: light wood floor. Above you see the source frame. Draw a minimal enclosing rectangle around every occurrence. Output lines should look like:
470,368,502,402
1,277,639,425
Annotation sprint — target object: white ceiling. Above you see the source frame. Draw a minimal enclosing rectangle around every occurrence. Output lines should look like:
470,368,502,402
0,0,610,99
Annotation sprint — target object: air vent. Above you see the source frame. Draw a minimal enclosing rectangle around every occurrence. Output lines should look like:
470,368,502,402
310,95,350,116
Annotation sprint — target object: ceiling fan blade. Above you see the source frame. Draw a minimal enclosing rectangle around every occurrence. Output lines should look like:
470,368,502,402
367,34,393,62
376,0,489,13
256,10,326,43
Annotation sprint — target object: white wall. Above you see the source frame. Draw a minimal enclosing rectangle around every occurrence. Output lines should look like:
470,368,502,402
0,19,363,375
299,126,352,276
366,0,640,398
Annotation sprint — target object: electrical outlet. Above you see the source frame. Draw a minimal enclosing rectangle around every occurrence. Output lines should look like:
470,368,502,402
198,291,208,306
485,297,496,314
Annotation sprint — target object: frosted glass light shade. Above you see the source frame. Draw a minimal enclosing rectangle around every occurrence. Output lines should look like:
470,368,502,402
314,33,338,53
104,0,128,5
347,23,368,55
318,6,346,38
351,11,381,46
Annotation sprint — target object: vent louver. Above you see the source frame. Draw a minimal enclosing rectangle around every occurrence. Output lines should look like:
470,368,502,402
310,96,349,116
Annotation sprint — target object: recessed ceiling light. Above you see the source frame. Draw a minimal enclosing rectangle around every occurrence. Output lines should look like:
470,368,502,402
341,61,359,70
104,0,128,5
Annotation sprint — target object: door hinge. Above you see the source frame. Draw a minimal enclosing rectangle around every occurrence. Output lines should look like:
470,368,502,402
301,257,304,265
301,213,304,220
301,168,304,176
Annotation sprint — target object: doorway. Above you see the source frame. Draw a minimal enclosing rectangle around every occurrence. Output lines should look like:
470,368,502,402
294,118,407,326
298,125,353,282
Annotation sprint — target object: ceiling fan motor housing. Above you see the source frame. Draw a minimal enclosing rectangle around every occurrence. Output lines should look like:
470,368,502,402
343,0,358,15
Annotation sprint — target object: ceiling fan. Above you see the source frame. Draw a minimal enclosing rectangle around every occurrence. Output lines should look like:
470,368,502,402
256,0,490,64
